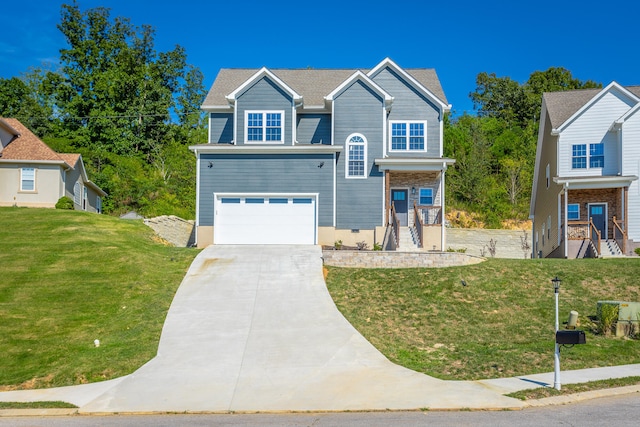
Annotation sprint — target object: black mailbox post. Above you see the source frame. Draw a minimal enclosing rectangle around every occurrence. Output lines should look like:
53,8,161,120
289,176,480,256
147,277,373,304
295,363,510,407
556,330,586,345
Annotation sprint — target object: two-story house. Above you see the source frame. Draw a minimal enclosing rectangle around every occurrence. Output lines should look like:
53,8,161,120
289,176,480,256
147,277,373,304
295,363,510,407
190,58,454,249
0,118,106,212
530,82,640,258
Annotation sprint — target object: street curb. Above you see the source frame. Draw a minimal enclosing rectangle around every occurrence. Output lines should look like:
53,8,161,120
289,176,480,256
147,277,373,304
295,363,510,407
1,386,639,416
524,384,640,407
0,408,78,417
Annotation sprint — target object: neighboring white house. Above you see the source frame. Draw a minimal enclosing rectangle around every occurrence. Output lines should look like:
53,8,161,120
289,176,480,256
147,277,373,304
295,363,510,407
530,82,640,258
0,118,106,212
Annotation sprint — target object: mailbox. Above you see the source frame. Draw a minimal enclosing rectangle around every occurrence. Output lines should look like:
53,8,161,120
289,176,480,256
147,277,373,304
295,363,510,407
556,330,586,345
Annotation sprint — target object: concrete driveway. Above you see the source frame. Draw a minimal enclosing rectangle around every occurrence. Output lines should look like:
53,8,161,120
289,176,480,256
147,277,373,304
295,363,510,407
75,245,522,412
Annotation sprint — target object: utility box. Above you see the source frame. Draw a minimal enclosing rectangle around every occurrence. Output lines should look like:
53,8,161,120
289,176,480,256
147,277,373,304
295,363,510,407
556,330,586,345
597,301,640,337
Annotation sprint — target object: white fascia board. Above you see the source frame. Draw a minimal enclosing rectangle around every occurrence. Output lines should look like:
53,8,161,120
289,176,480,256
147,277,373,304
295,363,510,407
324,71,393,106
556,81,640,133
189,144,343,155
374,157,455,172
616,101,640,124
530,101,549,217
225,67,303,106
0,119,20,136
0,159,66,167
553,175,638,189
367,57,450,113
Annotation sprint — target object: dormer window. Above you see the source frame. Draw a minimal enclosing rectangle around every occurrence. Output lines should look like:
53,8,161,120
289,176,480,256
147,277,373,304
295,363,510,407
390,121,426,151
245,111,283,144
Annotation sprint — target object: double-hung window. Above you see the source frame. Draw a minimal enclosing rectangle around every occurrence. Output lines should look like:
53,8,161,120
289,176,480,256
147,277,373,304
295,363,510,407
419,188,433,205
390,121,426,151
245,111,283,143
590,143,604,168
20,168,35,191
572,144,587,169
567,204,579,220
346,134,366,178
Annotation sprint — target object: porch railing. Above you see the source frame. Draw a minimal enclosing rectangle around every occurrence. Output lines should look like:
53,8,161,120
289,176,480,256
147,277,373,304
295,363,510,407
589,219,601,256
413,201,423,248
567,220,601,256
390,202,400,248
613,216,627,255
416,205,443,225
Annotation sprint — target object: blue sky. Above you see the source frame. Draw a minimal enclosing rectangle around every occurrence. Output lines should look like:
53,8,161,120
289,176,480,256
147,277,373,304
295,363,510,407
2,1,639,116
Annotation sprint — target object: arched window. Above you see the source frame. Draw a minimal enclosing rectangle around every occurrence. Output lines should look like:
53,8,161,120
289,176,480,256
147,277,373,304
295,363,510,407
346,134,366,178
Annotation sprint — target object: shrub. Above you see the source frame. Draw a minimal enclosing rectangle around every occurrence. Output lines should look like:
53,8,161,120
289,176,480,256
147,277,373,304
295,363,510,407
597,303,619,336
373,242,382,251
55,196,74,210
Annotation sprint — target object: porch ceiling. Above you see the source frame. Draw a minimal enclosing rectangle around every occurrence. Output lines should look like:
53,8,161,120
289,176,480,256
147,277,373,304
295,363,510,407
554,175,637,190
375,157,455,172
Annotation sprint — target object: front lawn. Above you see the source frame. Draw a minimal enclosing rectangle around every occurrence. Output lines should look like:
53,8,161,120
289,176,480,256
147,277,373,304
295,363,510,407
0,207,199,390
325,258,640,380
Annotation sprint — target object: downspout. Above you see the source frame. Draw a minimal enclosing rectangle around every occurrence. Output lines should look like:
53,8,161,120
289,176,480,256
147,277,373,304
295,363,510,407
194,149,201,247
441,162,446,251
564,182,569,258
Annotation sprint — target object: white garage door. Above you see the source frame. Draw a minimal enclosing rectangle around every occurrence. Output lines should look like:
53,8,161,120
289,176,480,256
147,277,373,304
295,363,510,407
214,194,317,244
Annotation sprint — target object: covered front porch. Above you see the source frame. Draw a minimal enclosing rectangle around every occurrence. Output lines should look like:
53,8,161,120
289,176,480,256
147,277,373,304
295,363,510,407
556,176,636,257
375,158,455,251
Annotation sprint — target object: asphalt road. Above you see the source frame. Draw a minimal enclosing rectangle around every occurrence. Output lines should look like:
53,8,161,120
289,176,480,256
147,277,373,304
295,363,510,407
1,393,638,426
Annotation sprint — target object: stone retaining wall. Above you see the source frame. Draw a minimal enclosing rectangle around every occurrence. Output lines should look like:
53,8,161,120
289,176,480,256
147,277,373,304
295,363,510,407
446,228,531,259
143,215,196,247
322,250,484,268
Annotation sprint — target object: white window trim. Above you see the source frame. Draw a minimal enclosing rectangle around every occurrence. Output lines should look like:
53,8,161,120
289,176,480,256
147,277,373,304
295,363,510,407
389,120,427,152
20,167,36,192
244,110,285,144
567,203,580,220
418,188,434,206
345,133,367,179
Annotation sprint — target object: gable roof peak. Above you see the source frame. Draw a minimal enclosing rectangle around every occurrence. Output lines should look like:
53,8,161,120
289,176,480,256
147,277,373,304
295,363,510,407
225,67,303,106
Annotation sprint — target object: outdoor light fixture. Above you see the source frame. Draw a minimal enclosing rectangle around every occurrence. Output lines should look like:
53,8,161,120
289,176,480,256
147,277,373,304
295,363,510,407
207,161,213,168
552,276,561,390
411,186,416,195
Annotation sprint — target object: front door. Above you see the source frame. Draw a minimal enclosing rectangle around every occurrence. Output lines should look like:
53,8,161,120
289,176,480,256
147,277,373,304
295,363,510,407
391,189,408,226
589,203,606,239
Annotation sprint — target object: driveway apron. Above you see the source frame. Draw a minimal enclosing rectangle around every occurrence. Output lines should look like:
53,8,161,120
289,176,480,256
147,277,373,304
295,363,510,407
80,245,524,413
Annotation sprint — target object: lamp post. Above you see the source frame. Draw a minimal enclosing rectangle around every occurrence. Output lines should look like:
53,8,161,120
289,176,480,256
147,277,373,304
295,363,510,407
552,276,562,391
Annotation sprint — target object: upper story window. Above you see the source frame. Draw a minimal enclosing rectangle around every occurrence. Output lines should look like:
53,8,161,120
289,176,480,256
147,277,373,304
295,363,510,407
245,110,283,144
567,203,579,220
346,134,367,178
390,121,426,151
590,143,604,168
20,168,35,191
419,188,433,205
572,144,587,169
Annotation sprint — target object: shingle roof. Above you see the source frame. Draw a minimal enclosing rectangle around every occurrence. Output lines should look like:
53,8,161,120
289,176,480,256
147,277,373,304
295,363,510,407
202,67,448,109
544,85,640,129
0,118,69,164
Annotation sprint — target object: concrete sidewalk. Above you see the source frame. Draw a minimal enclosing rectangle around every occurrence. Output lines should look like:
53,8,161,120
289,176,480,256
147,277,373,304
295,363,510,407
1,245,638,413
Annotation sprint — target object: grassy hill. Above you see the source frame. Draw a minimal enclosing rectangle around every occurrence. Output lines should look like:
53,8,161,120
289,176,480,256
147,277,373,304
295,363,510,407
0,207,199,390
326,258,640,380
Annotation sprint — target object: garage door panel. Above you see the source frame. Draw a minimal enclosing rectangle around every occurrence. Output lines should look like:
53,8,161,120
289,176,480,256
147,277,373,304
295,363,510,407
215,195,316,244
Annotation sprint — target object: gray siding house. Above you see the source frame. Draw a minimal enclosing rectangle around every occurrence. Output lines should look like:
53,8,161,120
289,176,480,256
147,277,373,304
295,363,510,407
191,58,454,249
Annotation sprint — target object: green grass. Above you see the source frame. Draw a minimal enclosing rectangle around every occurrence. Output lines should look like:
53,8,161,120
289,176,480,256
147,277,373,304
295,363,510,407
0,401,77,409
507,376,640,400
0,207,199,390
325,259,640,381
